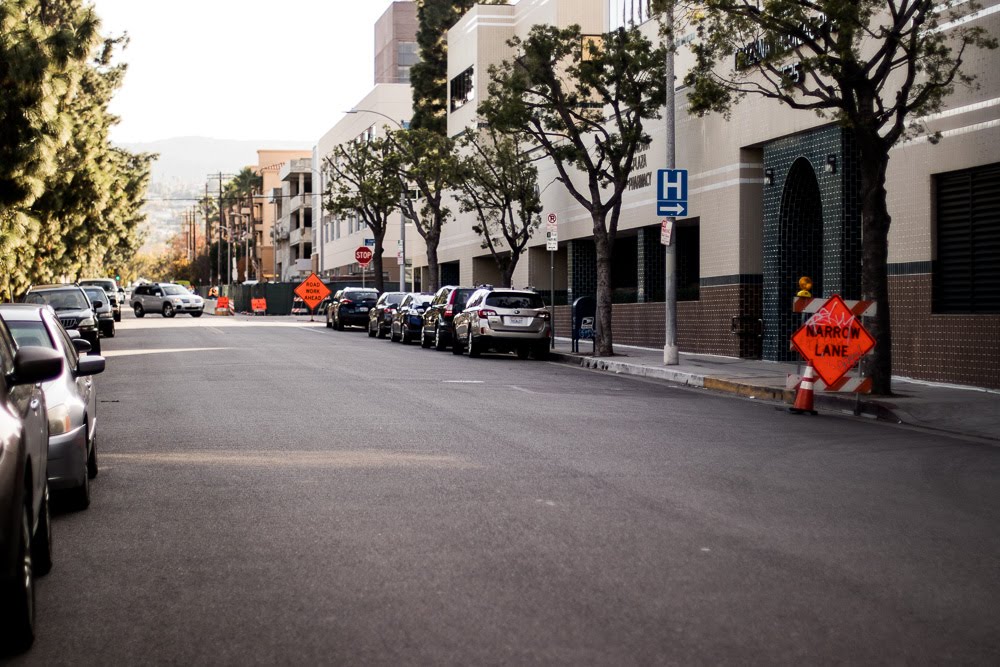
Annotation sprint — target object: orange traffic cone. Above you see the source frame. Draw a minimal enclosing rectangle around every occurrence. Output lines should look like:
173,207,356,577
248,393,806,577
789,362,819,415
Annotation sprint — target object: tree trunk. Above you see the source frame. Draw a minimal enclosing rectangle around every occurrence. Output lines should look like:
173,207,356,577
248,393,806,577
425,230,440,292
594,218,614,356
858,136,893,395
372,227,386,293
501,252,518,289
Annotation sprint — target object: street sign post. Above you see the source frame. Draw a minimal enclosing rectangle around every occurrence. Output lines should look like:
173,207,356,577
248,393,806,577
545,213,558,251
660,218,674,246
355,246,373,267
546,213,558,346
293,273,331,321
364,238,376,247
790,294,876,387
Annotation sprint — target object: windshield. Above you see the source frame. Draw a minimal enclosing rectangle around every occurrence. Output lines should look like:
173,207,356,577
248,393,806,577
82,287,106,302
6,320,55,350
485,293,545,309
345,290,378,301
161,285,190,296
24,289,90,311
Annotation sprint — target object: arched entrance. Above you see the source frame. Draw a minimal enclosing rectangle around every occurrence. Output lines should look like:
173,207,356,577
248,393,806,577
765,158,824,361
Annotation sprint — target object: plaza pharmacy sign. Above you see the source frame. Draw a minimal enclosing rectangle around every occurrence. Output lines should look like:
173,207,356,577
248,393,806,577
790,295,876,387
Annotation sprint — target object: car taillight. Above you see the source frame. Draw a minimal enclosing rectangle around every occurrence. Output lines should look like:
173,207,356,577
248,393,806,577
386,307,395,314
444,307,453,317
341,299,352,305
478,309,497,318
537,311,550,319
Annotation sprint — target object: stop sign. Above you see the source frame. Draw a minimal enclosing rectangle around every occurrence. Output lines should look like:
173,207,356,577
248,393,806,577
355,246,373,267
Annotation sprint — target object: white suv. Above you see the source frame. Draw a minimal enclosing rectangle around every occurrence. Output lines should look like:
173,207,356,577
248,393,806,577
131,283,204,318
452,288,551,360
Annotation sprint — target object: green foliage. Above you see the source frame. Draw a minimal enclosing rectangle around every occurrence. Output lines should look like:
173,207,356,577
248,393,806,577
410,0,507,134
454,126,541,287
0,0,153,300
482,24,666,354
324,135,402,292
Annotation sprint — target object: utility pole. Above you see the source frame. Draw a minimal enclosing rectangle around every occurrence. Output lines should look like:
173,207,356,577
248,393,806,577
204,184,211,285
663,0,679,366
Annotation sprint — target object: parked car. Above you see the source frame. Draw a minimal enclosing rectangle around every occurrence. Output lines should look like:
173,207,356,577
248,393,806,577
0,305,105,511
329,288,379,331
79,278,121,322
22,284,101,355
0,317,63,652
316,296,333,323
420,285,478,350
81,285,116,338
131,283,204,318
390,293,433,344
452,287,551,359
368,292,406,339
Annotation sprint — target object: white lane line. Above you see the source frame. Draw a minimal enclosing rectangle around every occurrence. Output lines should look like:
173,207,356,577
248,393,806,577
443,380,484,384
102,347,232,358
206,327,226,335
298,327,329,335
508,385,535,394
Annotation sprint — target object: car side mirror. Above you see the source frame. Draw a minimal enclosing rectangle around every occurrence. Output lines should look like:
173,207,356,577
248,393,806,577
76,355,105,377
10,347,63,386
72,337,92,354
92,300,104,309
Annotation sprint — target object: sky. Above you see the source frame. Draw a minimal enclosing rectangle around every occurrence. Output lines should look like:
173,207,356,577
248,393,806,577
93,0,396,144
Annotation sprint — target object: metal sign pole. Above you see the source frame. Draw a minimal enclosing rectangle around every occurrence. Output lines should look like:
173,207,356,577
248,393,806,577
550,249,555,348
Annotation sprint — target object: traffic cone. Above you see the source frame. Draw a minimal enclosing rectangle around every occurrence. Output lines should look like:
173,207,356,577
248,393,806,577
789,362,819,415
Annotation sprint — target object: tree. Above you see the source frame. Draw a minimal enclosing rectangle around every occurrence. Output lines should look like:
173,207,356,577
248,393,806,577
482,25,667,356
410,0,506,134
683,0,997,394
454,126,541,287
223,167,262,281
390,128,459,292
323,135,402,293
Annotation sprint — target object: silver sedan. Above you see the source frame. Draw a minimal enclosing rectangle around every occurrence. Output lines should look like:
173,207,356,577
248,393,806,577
0,305,105,510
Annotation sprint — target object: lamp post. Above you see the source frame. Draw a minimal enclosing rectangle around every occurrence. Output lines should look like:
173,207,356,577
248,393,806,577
344,108,410,291
662,0,679,366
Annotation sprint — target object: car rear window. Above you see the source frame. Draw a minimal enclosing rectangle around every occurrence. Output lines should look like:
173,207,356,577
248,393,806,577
345,291,378,301
6,320,54,350
451,289,476,307
25,289,89,311
384,293,404,306
485,293,545,309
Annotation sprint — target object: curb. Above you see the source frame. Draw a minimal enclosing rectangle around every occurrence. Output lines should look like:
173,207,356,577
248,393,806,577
550,351,906,425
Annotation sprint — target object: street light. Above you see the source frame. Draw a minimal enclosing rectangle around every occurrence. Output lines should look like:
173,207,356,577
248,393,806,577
344,108,412,291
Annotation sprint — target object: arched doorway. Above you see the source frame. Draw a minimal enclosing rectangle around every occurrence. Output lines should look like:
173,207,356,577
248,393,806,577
765,158,824,361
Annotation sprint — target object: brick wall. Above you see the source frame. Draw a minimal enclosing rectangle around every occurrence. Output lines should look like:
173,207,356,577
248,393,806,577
891,274,1000,388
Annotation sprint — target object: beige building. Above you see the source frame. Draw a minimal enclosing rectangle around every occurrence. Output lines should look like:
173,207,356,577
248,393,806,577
375,1,419,84
255,149,311,280
406,0,999,388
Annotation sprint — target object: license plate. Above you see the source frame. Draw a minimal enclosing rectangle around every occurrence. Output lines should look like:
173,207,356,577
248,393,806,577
505,316,528,326
359,307,368,312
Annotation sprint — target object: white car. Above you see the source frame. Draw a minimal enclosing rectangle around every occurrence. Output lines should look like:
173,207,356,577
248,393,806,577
131,283,204,318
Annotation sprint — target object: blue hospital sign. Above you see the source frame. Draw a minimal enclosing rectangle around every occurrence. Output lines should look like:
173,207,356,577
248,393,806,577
657,169,689,217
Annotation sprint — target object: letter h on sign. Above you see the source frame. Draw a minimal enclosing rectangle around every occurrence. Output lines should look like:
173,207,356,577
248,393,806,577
656,169,688,217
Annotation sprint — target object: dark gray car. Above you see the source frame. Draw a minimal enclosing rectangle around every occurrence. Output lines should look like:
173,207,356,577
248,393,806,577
22,284,101,355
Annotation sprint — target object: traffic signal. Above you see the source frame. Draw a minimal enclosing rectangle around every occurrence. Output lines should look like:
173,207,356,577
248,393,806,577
115,273,121,282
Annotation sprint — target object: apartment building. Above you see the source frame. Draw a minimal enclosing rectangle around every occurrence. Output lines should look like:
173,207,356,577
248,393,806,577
255,149,311,280
405,0,1000,388
273,158,316,281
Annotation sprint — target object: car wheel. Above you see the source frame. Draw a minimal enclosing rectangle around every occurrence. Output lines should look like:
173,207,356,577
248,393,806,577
113,312,121,322
89,336,102,356
532,341,550,360
163,303,175,318
107,322,116,338
516,345,531,360
435,325,448,351
31,485,52,578
390,324,400,342
451,331,464,355
368,321,376,338
420,329,432,348
326,312,332,328
401,327,410,344
67,460,91,512
1,503,36,652
87,433,98,479
377,324,387,340
191,311,202,318
466,330,481,358
336,315,344,331
133,304,144,318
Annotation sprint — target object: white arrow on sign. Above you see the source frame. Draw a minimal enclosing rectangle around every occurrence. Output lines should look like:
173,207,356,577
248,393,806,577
657,201,688,217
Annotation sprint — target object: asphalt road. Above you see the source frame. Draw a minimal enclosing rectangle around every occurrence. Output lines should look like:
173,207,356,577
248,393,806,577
14,311,1000,665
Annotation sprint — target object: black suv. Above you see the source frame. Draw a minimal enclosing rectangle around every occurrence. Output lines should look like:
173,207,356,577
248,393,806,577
328,288,379,330
368,292,405,339
420,286,477,351
22,285,101,354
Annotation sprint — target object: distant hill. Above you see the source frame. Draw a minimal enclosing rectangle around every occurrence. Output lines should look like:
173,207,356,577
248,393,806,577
118,136,314,185
115,136,313,251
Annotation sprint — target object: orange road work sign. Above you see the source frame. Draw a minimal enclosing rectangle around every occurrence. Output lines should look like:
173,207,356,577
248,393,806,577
791,294,876,387
251,298,267,312
294,273,331,311
216,297,230,310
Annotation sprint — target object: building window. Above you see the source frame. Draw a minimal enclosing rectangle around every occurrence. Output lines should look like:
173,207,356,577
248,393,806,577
450,66,475,113
677,218,700,301
933,162,1000,314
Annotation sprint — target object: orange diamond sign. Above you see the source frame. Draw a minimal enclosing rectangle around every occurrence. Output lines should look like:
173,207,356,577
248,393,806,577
791,294,876,386
293,273,331,311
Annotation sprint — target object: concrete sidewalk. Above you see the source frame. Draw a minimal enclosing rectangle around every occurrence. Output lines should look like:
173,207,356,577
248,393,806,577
549,339,1000,442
